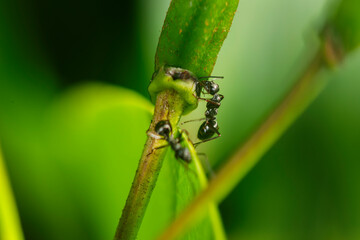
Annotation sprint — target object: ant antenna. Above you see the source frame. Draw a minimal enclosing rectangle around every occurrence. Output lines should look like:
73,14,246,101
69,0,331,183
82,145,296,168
198,76,224,80
180,118,206,125
193,134,221,147
194,95,221,106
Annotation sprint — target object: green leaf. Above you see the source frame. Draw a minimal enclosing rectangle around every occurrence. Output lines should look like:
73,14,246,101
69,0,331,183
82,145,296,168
45,83,155,239
0,143,24,240
155,0,239,77
331,0,360,52
152,129,226,240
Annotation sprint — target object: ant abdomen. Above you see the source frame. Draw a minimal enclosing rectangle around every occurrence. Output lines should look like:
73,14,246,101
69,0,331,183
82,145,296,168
176,148,191,163
171,141,182,151
197,120,219,140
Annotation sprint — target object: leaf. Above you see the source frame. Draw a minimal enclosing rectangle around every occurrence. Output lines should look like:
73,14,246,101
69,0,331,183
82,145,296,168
331,0,360,52
0,143,24,240
155,0,239,77
45,83,156,240
140,150,216,240
152,130,226,240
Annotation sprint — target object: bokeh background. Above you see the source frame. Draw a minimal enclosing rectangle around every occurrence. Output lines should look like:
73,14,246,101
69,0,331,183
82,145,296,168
1,0,360,239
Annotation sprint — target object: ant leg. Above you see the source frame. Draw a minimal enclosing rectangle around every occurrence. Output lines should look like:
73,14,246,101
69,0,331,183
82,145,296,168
193,94,221,106
196,81,211,95
154,144,169,150
193,127,221,147
197,153,215,178
196,80,221,96
193,135,221,147
180,118,206,125
146,143,169,157
180,128,190,137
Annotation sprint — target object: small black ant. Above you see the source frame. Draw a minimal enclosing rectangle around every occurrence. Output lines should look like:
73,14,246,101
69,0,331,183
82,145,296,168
197,93,224,144
148,120,191,163
182,78,225,144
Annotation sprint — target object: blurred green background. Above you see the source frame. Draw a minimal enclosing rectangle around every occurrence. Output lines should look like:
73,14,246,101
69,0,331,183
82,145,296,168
1,0,360,239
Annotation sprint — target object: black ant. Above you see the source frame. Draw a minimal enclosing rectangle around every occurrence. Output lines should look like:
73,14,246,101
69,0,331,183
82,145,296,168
148,120,191,163
197,93,224,144
183,93,224,145
182,78,225,145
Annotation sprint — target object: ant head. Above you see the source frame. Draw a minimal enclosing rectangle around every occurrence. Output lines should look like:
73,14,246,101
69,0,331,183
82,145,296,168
202,81,219,95
155,120,172,137
208,81,220,95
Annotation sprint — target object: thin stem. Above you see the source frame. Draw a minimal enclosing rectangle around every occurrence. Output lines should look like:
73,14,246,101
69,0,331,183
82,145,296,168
114,89,186,240
0,143,24,240
157,35,341,240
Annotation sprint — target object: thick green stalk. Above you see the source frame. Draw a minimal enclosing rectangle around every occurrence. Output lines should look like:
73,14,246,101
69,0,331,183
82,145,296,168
114,89,186,239
0,144,24,240
157,35,341,240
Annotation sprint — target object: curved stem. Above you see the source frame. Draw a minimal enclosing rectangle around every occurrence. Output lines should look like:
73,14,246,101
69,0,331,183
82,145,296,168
114,89,186,240
0,143,24,240
157,35,341,240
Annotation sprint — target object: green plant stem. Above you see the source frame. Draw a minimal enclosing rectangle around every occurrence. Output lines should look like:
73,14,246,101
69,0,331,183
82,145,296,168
157,36,341,240
114,89,186,240
0,143,24,240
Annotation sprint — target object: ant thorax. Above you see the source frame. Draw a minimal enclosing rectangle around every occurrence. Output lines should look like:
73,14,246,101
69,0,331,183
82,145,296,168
206,94,224,109
205,108,218,119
